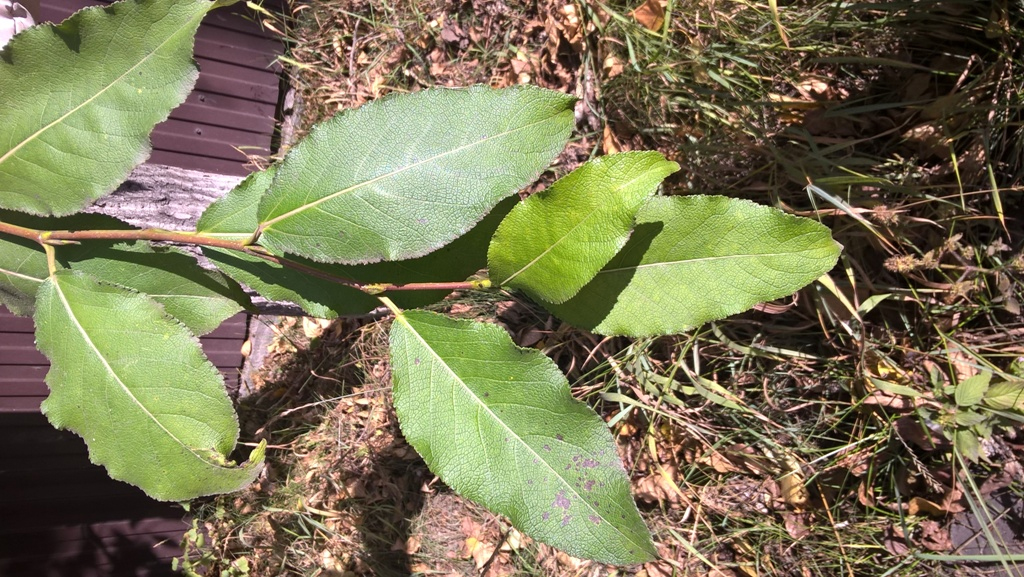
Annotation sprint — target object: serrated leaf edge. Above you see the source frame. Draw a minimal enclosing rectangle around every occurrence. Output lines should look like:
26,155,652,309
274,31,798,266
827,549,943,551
392,311,655,560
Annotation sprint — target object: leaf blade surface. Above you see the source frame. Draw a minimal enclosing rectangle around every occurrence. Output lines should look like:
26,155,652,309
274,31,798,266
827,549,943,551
389,310,655,565
489,152,678,303
257,86,574,263
543,196,842,336
200,169,512,317
0,0,210,215
35,270,263,501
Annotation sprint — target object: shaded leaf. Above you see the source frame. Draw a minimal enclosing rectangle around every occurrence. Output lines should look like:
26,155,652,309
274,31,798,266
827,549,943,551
60,241,251,335
34,270,263,501
200,169,513,317
257,85,575,264
389,309,656,565
955,372,991,407
542,196,841,336
0,0,212,215
489,152,678,303
0,210,129,315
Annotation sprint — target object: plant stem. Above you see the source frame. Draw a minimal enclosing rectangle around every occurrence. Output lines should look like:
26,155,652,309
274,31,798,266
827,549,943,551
0,220,491,294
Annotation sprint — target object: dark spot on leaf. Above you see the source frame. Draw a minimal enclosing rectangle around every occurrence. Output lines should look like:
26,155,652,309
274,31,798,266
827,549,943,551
414,358,421,365
583,480,595,492
593,501,599,507
553,491,571,510
564,464,571,470
542,512,550,520
621,514,626,520
561,515,572,527
483,391,489,397
527,479,533,485
543,444,551,452
556,434,564,441
581,458,599,468
589,515,601,525
572,455,580,462
533,458,539,464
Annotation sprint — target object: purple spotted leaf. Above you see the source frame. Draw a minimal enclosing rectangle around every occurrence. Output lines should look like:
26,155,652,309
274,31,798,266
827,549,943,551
387,308,656,565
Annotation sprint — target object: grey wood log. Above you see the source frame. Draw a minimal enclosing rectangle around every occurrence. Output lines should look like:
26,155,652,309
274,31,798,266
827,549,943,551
86,163,306,315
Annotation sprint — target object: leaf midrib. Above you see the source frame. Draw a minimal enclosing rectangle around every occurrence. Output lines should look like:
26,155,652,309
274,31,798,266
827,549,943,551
397,313,649,551
0,5,206,168
259,113,565,231
599,250,799,275
52,274,226,470
0,266,44,283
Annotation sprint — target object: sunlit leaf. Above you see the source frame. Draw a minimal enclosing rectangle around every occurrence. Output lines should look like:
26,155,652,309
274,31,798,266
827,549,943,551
0,0,213,216
389,309,656,565
199,168,513,317
955,372,991,408
34,270,263,501
489,152,679,303
542,196,842,336
256,85,574,264
982,379,1024,411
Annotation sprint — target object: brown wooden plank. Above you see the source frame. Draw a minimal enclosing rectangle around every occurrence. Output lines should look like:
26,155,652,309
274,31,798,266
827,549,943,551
151,118,271,163
177,91,277,134
194,58,280,104
0,311,33,333
147,149,252,176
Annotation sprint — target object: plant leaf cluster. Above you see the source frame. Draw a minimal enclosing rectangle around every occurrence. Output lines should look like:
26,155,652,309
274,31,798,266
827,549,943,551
0,0,841,565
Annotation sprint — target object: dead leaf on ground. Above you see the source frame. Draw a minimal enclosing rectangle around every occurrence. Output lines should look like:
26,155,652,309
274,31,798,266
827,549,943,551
782,511,811,540
916,519,952,552
908,496,946,517
883,523,910,557
630,0,665,31
603,124,622,154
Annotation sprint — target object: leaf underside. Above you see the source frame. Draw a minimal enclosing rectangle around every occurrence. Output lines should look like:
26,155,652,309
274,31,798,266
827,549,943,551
35,270,263,501
543,195,843,336
389,310,656,565
0,0,211,216
0,211,131,315
256,85,575,264
59,241,250,335
488,152,679,303
200,167,514,318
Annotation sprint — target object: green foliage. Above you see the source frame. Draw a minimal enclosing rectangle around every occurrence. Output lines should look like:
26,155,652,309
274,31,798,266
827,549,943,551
35,270,265,501
542,195,841,336
488,151,679,303
255,85,575,264
0,0,842,566
929,370,1024,462
0,0,213,216
388,307,657,564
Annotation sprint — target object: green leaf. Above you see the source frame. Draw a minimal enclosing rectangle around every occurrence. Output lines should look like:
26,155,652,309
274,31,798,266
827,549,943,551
953,429,982,462
60,241,251,335
982,380,1024,411
955,372,991,408
542,196,842,336
388,309,656,565
197,166,276,241
0,225,48,315
0,0,211,216
200,168,513,318
0,211,130,315
489,152,679,303
256,85,575,264
34,270,263,501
